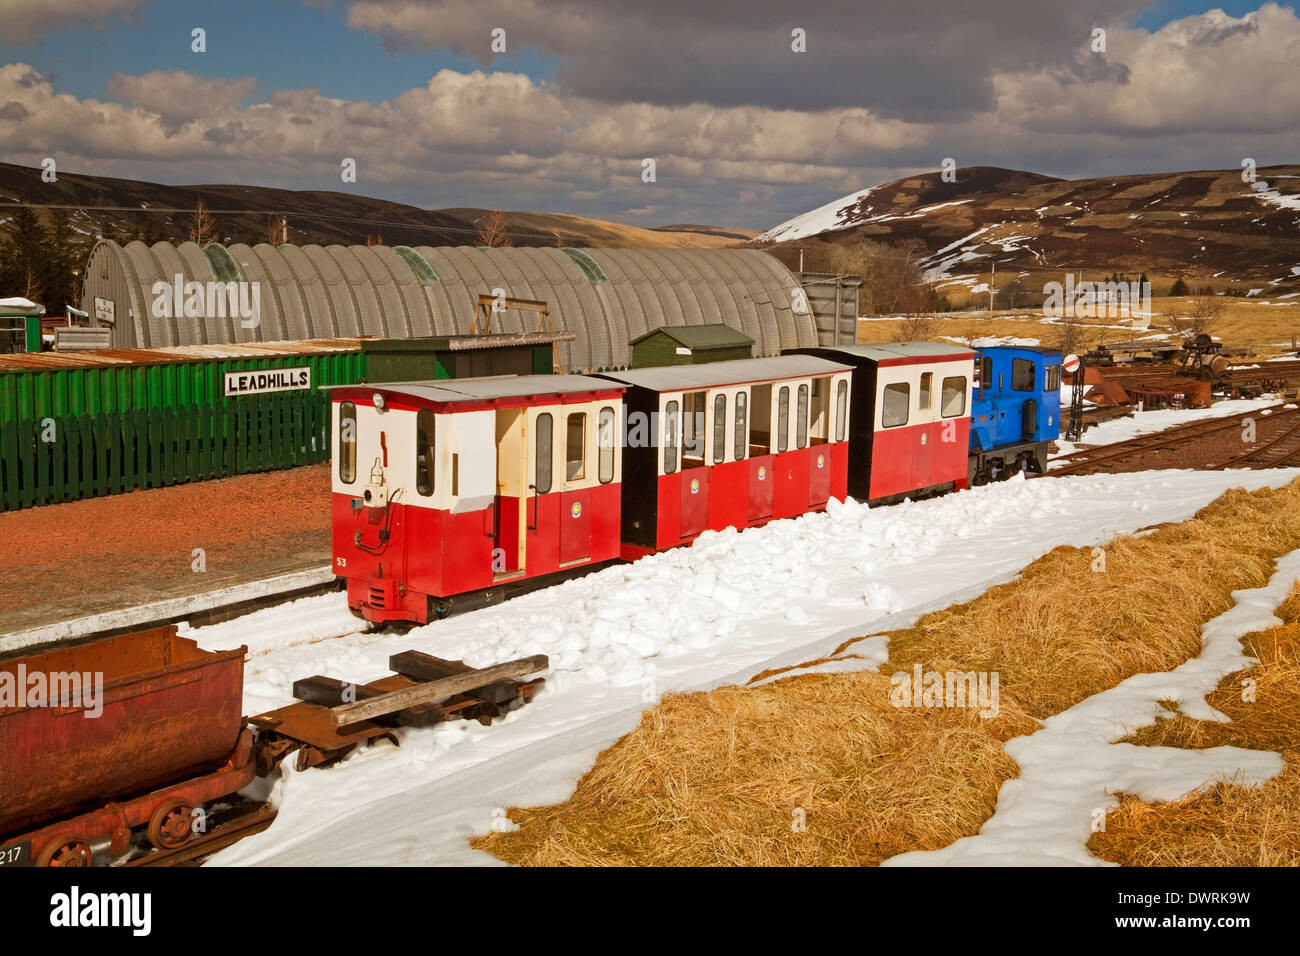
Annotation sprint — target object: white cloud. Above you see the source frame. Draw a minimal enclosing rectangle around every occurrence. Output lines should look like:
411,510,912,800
0,0,146,44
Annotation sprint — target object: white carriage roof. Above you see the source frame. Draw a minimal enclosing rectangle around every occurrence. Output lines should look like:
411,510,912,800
597,355,852,392
361,374,622,404
799,342,975,362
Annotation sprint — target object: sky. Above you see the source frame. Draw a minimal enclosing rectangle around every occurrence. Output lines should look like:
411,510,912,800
0,0,1296,230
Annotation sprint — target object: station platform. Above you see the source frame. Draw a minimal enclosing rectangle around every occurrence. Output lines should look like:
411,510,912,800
0,464,334,647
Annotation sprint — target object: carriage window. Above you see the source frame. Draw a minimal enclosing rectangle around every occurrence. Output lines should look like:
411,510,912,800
919,373,932,410
941,376,967,418
835,380,848,441
734,392,748,461
663,400,679,474
566,412,586,481
796,384,809,449
777,386,790,453
339,401,357,484
1046,364,1061,392
1012,358,1036,392
713,394,727,464
416,408,436,496
882,382,910,428
535,412,553,495
598,407,615,484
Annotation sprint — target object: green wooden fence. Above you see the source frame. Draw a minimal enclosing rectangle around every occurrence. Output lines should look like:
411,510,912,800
0,390,330,511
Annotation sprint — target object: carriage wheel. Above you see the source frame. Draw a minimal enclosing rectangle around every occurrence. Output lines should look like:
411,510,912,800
37,833,93,867
147,798,196,849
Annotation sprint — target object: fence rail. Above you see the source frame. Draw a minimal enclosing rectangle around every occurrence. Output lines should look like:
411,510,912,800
0,391,329,511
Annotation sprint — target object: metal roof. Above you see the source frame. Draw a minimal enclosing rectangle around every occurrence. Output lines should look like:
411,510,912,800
81,242,815,372
803,342,976,361
354,374,621,404
597,355,851,392
0,337,363,372
629,323,754,350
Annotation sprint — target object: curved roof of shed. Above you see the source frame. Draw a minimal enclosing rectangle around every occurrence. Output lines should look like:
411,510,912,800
82,241,814,371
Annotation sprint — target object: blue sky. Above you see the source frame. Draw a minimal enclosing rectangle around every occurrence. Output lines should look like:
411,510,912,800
0,0,558,104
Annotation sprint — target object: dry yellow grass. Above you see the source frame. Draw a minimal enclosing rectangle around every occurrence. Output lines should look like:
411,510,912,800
475,479,1300,866
857,296,1300,356
1088,588,1300,866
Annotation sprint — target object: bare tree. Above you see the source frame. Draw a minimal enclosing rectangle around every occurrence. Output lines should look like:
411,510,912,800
187,197,217,246
1170,269,1222,339
267,216,288,246
476,208,512,247
898,312,938,341
1055,314,1086,357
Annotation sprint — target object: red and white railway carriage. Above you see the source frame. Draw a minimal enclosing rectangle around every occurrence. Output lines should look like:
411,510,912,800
790,344,974,501
330,375,626,624
598,356,854,558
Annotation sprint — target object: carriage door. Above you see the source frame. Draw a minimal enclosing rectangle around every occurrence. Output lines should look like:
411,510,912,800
678,390,709,538
559,404,592,564
747,385,774,521
912,370,936,489
808,377,832,506
494,407,527,575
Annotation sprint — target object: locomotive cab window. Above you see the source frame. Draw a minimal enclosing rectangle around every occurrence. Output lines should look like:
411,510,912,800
535,412,553,495
712,393,727,464
566,412,586,481
941,376,967,418
835,379,848,441
597,407,616,484
882,382,910,428
415,408,436,496
663,400,680,474
1012,358,1036,392
980,356,992,392
339,401,357,484
1046,364,1061,392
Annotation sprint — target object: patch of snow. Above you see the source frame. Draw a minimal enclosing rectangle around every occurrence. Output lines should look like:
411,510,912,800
886,549,1300,866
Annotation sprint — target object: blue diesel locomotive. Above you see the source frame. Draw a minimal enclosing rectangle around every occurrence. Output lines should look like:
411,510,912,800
968,346,1062,485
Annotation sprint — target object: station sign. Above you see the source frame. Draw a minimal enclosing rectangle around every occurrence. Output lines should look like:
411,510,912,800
224,366,312,397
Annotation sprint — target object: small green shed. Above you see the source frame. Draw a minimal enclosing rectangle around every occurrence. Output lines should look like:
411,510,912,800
363,331,577,382
0,298,44,354
630,324,755,369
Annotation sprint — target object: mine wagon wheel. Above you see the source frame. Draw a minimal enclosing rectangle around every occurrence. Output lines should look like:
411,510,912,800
37,833,93,867
148,798,197,850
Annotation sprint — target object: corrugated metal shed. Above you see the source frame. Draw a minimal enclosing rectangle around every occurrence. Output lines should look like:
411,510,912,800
81,242,816,373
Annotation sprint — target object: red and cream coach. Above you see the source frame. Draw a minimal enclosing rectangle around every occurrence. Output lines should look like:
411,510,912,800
330,375,627,623
596,356,853,557
790,344,974,502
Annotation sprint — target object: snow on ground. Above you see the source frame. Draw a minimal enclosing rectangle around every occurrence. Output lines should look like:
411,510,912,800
887,548,1300,867
202,468,1300,867
1052,398,1279,461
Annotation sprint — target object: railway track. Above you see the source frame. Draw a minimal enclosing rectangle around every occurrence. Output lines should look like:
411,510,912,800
1049,403,1300,476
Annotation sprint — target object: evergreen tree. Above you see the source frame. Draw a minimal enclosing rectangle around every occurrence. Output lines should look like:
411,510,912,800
1169,277,1189,297
0,207,49,304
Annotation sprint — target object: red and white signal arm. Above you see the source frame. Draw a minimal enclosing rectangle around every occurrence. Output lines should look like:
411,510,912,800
1063,354,1081,374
